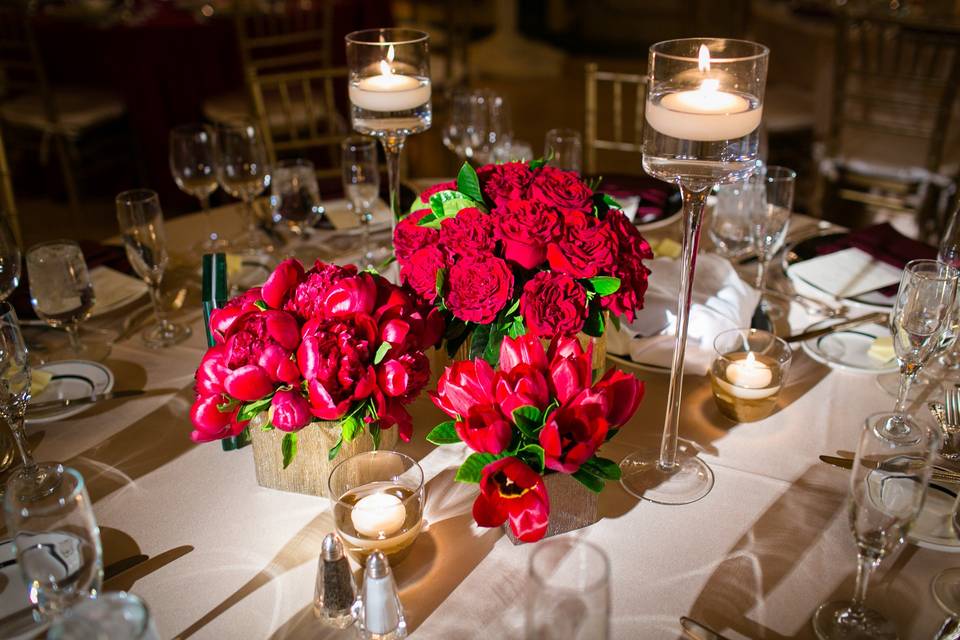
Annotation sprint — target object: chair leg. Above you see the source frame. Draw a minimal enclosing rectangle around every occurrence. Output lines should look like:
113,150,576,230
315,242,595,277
53,134,80,215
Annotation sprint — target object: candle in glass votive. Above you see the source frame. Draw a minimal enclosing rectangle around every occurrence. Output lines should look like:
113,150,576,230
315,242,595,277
349,49,431,113
724,352,773,395
710,329,792,423
351,492,406,537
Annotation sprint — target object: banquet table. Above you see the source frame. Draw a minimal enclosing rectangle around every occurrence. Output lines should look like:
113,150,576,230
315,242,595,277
9,203,954,640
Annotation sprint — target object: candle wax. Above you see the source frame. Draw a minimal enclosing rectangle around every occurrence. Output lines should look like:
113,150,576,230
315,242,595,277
660,79,749,114
351,493,406,538
725,352,773,389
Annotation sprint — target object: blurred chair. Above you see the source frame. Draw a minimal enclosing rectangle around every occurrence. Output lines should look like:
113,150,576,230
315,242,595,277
0,126,21,246
584,64,647,175
0,2,128,212
815,11,960,235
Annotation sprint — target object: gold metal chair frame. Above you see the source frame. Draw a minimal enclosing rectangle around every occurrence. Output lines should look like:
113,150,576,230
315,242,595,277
584,63,648,176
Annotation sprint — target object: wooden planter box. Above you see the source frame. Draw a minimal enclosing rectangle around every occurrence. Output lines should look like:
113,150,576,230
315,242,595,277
504,471,600,544
249,422,398,497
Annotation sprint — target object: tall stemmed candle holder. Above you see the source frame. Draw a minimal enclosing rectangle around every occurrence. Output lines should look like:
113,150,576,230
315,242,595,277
619,39,768,505
346,29,431,227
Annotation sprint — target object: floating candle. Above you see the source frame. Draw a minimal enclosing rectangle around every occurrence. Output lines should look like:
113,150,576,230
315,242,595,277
725,351,773,390
350,492,406,538
349,45,431,112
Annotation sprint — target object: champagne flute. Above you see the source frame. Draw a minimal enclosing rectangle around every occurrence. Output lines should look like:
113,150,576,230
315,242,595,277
544,128,583,174
26,241,97,359
168,123,226,251
749,165,795,292
0,215,21,301
341,136,380,268
115,189,191,349
270,158,324,261
215,121,273,255
812,414,938,639
870,259,957,444
937,204,960,373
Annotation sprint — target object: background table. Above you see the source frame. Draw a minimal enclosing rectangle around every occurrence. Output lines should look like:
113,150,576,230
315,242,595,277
11,206,953,639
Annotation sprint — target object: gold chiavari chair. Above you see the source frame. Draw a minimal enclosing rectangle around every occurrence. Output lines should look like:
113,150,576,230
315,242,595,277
0,125,21,246
584,63,647,176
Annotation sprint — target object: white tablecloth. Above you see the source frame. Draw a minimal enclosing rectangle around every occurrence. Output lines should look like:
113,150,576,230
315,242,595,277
14,207,952,639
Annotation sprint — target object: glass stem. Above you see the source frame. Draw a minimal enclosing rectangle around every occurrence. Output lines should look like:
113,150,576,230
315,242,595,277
65,323,82,353
148,282,169,332
10,415,34,469
381,135,406,226
245,198,258,237
755,257,767,290
200,194,217,243
658,182,709,471
361,206,372,267
847,550,879,622
892,364,917,432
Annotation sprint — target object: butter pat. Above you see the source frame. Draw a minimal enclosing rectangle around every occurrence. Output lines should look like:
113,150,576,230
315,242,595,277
651,237,682,259
30,370,53,396
226,254,243,279
868,335,895,362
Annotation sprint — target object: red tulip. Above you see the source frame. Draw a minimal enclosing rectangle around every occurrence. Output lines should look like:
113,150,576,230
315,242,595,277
594,369,644,428
431,358,497,420
455,404,513,454
271,388,312,431
498,333,548,374
223,364,274,401
262,258,305,309
325,273,378,317
472,457,550,542
547,336,593,404
189,395,243,443
493,364,550,418
539,399,609,473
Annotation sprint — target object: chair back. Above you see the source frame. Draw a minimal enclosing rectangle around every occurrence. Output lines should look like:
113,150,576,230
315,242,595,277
0,125,21,246
0,2,57,122
584,64,648,175
234,0,335,77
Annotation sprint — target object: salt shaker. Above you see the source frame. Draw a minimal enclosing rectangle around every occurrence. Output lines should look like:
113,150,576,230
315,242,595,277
313,533,357,628
352,551,407,640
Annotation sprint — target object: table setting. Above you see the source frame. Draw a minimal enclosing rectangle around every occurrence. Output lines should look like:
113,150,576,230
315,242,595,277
2,29,960,640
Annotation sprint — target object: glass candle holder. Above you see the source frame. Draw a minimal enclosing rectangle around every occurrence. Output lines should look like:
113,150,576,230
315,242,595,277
710,328,792,422
328,451,424,564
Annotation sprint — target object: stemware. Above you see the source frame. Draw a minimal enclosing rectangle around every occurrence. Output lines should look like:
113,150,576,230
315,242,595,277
811,414,939,639
544,127,583,174
346,28,431,224
4,464,103,618
749,165,795,293
0,215,21,301
619,38,768,505
169,123,226,251
870,259,957,444
0,303,43,482
937,204,960,373
442,89,511,164
215,121,273,255
710,173,761,259
270,158,324,261
341,136,381,268
115,189,191,349
492,138,534,163
47,592,160,639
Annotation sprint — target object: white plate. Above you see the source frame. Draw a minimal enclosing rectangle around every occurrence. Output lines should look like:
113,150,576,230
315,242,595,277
635,208,682,233
88,267,148,318
909,481,960,552
0,538,45,639
799,320,898,374
26,360,114,425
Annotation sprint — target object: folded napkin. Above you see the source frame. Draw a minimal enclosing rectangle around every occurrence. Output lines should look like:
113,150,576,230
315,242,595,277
607,254,760,375
597,175,677,225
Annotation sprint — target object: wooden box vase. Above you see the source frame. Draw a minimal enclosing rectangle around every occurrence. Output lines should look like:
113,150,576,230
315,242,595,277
249,421,398,497
504,471,600,544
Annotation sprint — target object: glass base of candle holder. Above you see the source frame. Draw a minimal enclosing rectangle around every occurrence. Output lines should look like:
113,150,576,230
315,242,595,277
351,104,431,139
619,439,714,505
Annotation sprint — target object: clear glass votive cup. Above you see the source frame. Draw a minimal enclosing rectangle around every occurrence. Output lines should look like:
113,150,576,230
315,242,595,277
328,450,424,564
710,328,792,422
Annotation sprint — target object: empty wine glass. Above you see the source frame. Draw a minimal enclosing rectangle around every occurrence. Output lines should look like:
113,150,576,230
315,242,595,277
26,241,99,360
492,138,534,163
341,136,380,268
115,189,191,349
0,215,20,301
4,464,103,618
0,303,41,481
270,158,324,261
216,121,273,255
812,414,938,639
442,89,510,164
710,179,758,259
47,592,160,640
750,165,795,292
869,259,957,444
544,128,583,174
169,123,226,251
937,204,960,373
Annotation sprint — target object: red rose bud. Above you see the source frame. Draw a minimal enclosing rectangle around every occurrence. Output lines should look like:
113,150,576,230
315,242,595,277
189,395,243,443
528,165,592,214
546,210,618,278
439,207,497,258
400,245,446,303
547,336,593,403
539,400,609,473
455,403,513,454
472,457,550,542
223,364,274,401
493,364,551,417
520,272,588,338
446,255,514,324
271,388,312,432
262,258,305,309
498,333,548,374
494,200,561,269
431,358,497,419
593,368,644,428
394,208,440,262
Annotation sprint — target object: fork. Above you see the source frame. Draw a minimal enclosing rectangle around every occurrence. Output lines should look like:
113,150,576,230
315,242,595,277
946,386,960,435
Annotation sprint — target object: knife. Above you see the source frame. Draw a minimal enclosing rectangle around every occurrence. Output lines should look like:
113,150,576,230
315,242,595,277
28,389,146,413
680,616,733,640
784,312,889,344
819,455,960,485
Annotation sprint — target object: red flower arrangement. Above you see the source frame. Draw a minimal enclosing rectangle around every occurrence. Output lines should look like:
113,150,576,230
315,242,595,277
189,258,444,464
427,333,644,542
395,161,654,363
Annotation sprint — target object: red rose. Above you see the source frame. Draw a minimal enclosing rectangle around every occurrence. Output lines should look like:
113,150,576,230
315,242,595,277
546,210,618,278
539,398,609,473
394,208,440,263
601,254,651,323
455,403,513,454
494,200,561,269
528,165,593,214
419,180,458,202
472,457,550,542
605,209,654,260
399,245,446,303
439,207,496,258
520,272,587,337
446,256,514,324
477,162,533,206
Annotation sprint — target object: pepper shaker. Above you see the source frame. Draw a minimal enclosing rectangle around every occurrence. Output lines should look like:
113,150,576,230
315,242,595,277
313,533,357,628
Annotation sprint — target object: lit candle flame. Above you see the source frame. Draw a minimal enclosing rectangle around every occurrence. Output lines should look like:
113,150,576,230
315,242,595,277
387,44,395,63
698,44,710,73
745,351,758,366
379,59,392,76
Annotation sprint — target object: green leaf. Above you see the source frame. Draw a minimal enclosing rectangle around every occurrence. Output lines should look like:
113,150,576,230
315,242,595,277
253,300,268,311
417,190,487,229
370,423,381,450
216,398,237,413
445,321,472,358
455,452,498,483
518,444,546,474
587,276,621,296
512,405,543,439
340,414,361,443
572,468,605,493
601,193,623,210
281,432,298,469
456,162,484,203
376,254,396,272
416,211,440,227
580,456,622,481
237,396,274,423
504,298,520,317
506,315,526,339
373,342,392,365
408,194,430,214
327,436,343,461
435,267,446,301
609,313,621,332
426,420,461,445
482,322,506,366
469,323,491,360
582,305,605,338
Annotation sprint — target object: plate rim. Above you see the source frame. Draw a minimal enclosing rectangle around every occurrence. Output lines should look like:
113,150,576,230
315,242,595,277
798,319,898,374
26,360,115,425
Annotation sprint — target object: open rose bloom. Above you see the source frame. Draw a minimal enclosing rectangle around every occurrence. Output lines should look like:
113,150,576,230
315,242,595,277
395,161,654,364
429,333,644,542
190,258,444,464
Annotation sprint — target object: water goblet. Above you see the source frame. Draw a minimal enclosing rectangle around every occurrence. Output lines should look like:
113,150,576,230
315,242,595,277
0,215,21,301
169,123,226,251
341,136,380,268
115,189,191,349
544,127,583,174
710,178,759,259
215,121,273,255
270,158,324,261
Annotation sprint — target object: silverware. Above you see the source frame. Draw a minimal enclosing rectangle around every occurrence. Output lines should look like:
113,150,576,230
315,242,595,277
783,312,889,344
27,389,146,413
760,288,847,318
103,553,148,581
819,454,960,485
680,616,732,640
947,387,960,434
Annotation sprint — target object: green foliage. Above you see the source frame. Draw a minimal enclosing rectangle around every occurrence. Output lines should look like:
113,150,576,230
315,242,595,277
236,396,273,423
426,420,462,445
456,162,484,203
455,452,499,483
373,342,392,365
572,468,605,493
517,444,546,474
582,304,606,338
340,414,361,443
327,436,343,461
586,276,621,296
580,456,622,481
512,406,544,439
281,432,298,469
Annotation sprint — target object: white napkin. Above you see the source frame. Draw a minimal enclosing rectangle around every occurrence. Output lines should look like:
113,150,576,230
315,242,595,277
324,198,392,231
89,266,147,317
606,254,760,375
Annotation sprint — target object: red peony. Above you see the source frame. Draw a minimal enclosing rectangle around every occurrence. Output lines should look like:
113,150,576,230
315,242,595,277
439,207,497,258
477,162,533,206
520,272,588,337
546,210,618,278
528,165,593,214
377,352,431,402
394,208,439,263
399,245,447,303
472,457,550,542
494,200,561,270
284,262,357,320
446,255,514,324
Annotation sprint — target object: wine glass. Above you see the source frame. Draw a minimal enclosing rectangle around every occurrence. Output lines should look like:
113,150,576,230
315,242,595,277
4,464,103,618
812,414,939,639
215,121,273,255
710,176,759,259
25,241,98,360
749,165,795,292
0,215,21,301
169,123,226,251
442,89,484,162
544,128,583,174
341,136,380,268
937,204,960,373
0,303,42,482
870,259,957,444
115,189,191,349
270,158,324,261
492,138,534,163
526,539,610,640
47,592,160,639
